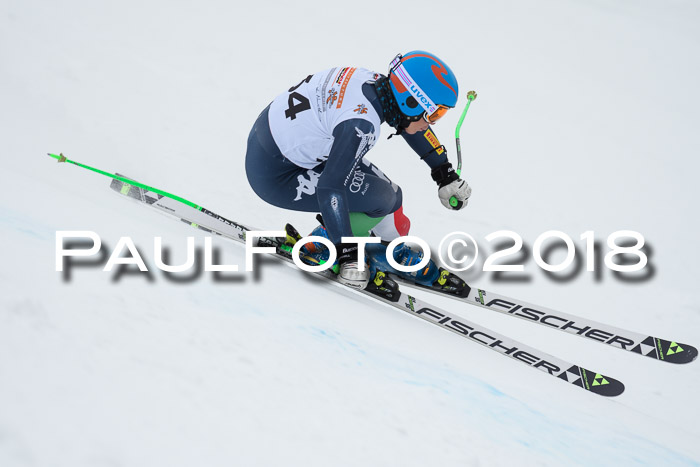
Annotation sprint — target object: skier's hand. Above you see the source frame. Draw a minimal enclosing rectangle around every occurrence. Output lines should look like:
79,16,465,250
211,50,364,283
438,178,471,210
431,162,471,210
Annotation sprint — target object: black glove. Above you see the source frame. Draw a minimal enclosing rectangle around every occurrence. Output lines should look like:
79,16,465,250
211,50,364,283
431,162,459,188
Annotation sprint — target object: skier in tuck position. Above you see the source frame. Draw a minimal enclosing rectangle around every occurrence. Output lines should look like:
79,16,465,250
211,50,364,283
245,51,472,295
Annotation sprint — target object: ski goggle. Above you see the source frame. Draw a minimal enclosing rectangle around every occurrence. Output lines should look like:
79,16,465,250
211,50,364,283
423,105,450,124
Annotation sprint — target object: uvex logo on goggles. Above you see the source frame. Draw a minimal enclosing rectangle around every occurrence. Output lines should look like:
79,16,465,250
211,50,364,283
390,55,450,123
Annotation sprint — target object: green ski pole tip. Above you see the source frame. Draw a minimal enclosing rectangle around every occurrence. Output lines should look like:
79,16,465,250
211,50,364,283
467,90,477,101
48,153,67,163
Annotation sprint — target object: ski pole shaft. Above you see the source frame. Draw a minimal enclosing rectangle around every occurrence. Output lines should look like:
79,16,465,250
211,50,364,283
449,90,477,208
47,153,202,210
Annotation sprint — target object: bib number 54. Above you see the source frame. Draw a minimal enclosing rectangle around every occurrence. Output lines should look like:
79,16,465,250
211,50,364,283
285,75,313,120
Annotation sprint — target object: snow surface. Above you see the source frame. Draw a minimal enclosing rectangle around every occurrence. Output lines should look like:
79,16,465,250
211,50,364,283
2,0,700,465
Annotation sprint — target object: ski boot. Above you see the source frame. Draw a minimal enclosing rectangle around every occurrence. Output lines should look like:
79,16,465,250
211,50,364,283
271,223,333,269
284,220,400,298
296,222,371,290
365,242,470,297
299,223,333,266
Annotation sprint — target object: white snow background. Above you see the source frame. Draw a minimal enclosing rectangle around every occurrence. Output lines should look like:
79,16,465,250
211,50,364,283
2,0,700,465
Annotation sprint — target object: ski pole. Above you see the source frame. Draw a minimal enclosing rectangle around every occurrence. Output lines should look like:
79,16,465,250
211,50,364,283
449,90,477,208
47,153,202,210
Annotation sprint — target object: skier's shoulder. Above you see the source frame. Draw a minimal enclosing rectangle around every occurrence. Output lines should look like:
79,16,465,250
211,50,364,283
327,66,380,87
330,67,382,134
